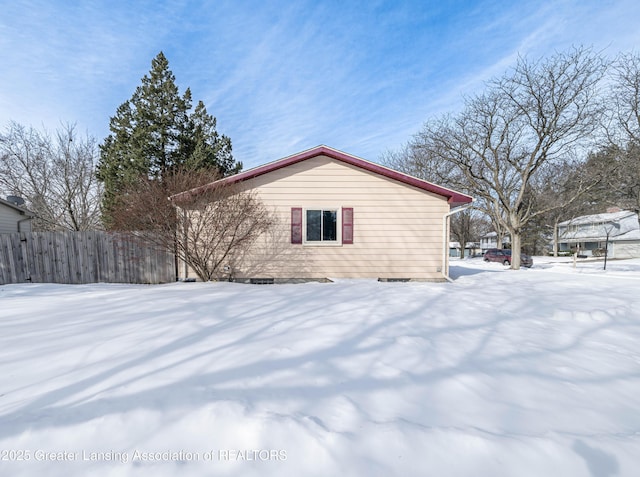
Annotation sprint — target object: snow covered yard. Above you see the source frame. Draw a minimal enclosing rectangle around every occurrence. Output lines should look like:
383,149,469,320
1,259,640,477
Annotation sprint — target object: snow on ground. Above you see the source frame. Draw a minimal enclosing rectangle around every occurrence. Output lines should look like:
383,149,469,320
1,257,640,476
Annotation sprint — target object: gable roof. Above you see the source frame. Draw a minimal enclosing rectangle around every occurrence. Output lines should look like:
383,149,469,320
0,197,35,217
558,210,640,242
558,210,636,227
174,145,473,205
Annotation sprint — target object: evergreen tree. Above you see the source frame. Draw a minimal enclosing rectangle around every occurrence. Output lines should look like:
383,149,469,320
97,52,241,225
181,101,236,172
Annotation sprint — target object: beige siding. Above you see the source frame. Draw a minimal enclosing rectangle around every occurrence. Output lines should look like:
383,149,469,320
187,154,450,281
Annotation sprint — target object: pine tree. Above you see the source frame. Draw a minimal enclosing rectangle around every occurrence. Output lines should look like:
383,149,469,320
97,52,241,226
181,101,238,173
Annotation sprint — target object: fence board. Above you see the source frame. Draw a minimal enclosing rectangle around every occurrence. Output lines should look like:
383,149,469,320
0,231,175,285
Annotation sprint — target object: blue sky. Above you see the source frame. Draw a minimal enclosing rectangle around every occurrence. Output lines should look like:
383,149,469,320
2,0,640,169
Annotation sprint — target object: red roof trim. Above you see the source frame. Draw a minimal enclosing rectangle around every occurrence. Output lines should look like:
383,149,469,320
172,145,473,204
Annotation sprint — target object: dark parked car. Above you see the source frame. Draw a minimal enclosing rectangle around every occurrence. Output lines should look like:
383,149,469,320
483,249,533,267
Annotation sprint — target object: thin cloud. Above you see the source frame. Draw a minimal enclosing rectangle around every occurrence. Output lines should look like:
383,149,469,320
2,0,640,169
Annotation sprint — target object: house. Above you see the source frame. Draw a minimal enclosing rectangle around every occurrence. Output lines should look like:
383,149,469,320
449,241,481,258
480,231,510,252
0,197,34,234
557,209,640,258
175,146,473,282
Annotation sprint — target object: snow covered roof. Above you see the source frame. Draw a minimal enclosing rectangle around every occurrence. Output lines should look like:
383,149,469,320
558,210,640,242
558,210,636,227
481,231,511,238
615,228,640,241
449,241,480,249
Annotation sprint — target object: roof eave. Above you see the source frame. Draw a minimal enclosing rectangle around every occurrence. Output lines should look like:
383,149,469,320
0,198,35,217
171,145,474,204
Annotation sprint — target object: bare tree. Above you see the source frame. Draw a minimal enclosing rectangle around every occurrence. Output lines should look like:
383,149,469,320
109,168,275,281
614,141,640,213
449,209,487,258
412,48,606,268
611,52,640,145
0,122,102,230
521,159,601,255
595,52,640,214
383,126,510,252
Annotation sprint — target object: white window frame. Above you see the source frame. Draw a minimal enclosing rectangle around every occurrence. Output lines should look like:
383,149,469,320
302,207,342,246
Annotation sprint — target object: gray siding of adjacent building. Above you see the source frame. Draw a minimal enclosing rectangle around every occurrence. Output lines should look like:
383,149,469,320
0,203,32,234
614,241,640,259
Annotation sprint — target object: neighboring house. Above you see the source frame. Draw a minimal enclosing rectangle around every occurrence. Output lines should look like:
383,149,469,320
175,145,473,281
0,197,34,234
557,210,640,258
480,231,510,252
449,241,481,258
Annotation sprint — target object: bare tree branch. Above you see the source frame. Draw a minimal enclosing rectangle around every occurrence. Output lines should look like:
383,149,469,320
0,121,103,230
398,47,606,268
108,168,275,281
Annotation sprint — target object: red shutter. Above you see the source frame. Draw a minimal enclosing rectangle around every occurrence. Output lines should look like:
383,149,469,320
291,207,303,244
342,207,353,244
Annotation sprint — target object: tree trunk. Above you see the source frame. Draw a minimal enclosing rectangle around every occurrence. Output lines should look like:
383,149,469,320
510,232,522,270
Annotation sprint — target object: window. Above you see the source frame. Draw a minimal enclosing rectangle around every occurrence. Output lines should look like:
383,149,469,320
305,209,339,243
290,207,354,245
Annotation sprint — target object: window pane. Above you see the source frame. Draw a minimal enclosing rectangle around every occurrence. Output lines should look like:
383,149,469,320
322,210,337,241
306,210,321,241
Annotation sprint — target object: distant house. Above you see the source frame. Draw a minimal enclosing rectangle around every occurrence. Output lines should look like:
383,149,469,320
480,231,510,252
557,210,640,258
174,145,473,281
0,197,34,234
449,241,481,258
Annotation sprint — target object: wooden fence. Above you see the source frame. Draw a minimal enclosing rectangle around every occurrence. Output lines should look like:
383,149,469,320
0,231,175,285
